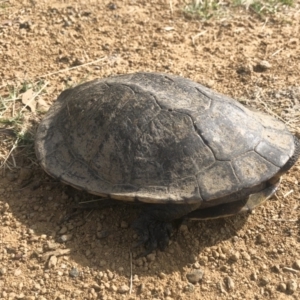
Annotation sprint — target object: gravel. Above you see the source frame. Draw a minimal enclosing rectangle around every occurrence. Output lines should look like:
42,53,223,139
186,270,204,284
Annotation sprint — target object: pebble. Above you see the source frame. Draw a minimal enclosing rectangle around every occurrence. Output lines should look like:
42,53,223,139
271,264,280,273
217,281,226,293
259,276,269,286
59,234,71,242
183,283,194,293
146,253,156,262
59,226,68,234
293,260,300,270
229,252,240,262
198,256,208,266
241,252,251,261
278,282,286,292
224,276,234,291
179,224,189,233
48,256,57,268
118,284,129,294
256,234,266,244
69,267,79,278
14,269,22,276
186,270,204,284
120,221,129,228
250,272,258,281
257,60,272,71
0,267,7,275
287,280,297,293
193,262,201,269
46,241,59,250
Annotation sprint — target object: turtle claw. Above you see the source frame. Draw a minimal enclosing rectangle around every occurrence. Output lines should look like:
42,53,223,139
132,214,173,255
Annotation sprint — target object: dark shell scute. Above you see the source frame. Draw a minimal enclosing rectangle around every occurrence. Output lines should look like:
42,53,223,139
255,140,290,167
194,101,262,161
197,161,240,201
232,151,279,186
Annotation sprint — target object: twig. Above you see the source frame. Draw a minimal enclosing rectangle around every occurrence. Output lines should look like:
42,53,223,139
129,251,133,294
283,190,293,198
282,267,298,274
169,0,173,14
38,57,107,78
0,137,19,169
269,218,297,222
271,48,283,57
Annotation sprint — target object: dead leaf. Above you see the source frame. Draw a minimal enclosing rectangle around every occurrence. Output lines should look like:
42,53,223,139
21,88,36,112
37,98,50,112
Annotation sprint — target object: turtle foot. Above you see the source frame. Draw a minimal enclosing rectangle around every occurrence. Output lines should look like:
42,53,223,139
132,214,173,255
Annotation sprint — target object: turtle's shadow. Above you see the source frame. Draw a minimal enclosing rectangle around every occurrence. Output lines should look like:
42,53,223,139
2,168,249,278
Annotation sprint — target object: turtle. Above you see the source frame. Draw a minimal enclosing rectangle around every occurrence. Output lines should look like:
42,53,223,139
35,72,300,252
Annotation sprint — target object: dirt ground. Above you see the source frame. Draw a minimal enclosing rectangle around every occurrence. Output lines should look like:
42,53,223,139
0,0,300,299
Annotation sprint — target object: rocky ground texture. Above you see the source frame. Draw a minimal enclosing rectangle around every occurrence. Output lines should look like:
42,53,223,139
0,0,300,299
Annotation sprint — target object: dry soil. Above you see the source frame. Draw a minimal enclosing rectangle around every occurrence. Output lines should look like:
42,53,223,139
0,0,300,299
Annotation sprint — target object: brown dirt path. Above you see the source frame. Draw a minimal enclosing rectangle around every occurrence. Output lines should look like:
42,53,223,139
0,0,299,299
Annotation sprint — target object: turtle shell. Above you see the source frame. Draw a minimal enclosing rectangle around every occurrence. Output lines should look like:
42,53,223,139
35,73,297,207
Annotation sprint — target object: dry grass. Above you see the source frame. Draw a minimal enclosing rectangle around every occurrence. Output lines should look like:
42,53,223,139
0,80,47,170
183,0,296,19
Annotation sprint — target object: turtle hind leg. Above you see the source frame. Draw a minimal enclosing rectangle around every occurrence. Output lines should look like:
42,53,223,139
132,203,200,254
132,213,174,255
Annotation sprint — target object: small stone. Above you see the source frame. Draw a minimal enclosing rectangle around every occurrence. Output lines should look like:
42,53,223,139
250,272,258,281
224,276,234,291
14,269,22,276
212,250,219,259
120,221,128,228
146,253,156,262
257,234,266,244
159,272,166,279
99,260,107,267
0,267,7,275
48,256,57,268
164,287,171,296
278,282,286,292
271,264,280,273
179,224,189,233
193,262,201,269
293,260,300,270
186,270,204,284
198,256,208,266
59,226,68,234
59,234,72,242
259,276,269,286
46,241,59,250
241,252,251,261
229,252,240,262
205,79,215,88
257,60,272,71
183,283,194,293
217,281,226,293
287,280,297,294
69,267,79,278
118,284,129,294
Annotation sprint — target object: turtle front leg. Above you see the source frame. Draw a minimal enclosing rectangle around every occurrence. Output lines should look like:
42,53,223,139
132,203,201,254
